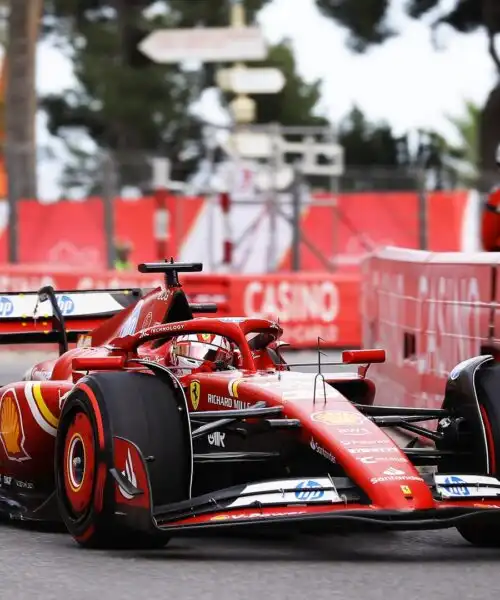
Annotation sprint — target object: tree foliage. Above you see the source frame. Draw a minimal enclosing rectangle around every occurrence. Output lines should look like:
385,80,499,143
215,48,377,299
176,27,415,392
40,0,274,195
314,0,500,188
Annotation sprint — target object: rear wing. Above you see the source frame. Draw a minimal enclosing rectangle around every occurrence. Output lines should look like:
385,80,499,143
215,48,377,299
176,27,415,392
0,286,143,348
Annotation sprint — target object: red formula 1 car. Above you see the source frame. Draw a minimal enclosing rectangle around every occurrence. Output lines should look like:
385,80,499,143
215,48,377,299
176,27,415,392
1,261,500,549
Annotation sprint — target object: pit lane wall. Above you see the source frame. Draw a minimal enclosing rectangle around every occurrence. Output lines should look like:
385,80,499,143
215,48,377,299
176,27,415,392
0,266,361,349
361,247,500,409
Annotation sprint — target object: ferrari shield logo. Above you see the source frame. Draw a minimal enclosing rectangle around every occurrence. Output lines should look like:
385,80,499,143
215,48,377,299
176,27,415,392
311,411,364,426
190,381,201,411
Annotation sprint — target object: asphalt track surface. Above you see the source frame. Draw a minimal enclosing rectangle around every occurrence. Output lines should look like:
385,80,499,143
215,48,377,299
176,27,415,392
1,349,499,600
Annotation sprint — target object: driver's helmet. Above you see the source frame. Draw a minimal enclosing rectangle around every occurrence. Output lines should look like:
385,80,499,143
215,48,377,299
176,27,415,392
167,333,233,376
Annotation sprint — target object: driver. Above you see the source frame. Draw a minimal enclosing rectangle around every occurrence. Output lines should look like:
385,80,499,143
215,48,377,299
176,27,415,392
166,333,236,376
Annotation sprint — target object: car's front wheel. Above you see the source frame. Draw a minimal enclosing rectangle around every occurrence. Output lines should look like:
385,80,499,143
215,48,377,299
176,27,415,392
55,371,191,549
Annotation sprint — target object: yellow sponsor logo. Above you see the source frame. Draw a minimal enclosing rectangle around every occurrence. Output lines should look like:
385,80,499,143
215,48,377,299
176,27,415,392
228,378,243,398
189,380,201,411
401,485,412,497
311,411,364,426
0,389,30,461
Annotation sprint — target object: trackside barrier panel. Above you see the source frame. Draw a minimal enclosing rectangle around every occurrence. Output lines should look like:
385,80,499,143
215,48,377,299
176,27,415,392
0,267,362,349
361,247,499,409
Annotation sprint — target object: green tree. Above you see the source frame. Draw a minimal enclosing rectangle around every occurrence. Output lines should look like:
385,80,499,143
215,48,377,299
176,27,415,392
40,0,273,195
440,100,481,186
336,106,418,190
314,0,500,189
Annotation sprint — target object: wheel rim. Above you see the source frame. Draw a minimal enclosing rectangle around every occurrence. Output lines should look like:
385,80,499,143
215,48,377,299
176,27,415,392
63,411,95,517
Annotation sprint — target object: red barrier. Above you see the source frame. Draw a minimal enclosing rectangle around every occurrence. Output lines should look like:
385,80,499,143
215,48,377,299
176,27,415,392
0,190,473,270
0,267,361,349
362,248,497,409
229,273,360,347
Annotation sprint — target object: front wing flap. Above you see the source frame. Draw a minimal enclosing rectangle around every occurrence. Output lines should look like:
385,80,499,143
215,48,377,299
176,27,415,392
151,473,500,534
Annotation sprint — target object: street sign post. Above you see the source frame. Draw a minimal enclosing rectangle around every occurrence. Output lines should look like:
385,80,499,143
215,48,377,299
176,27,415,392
138,27,267,63
217,66,285,94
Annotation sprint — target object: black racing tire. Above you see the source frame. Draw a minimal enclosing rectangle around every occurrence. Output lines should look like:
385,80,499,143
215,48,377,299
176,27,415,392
55,371,191,549
455,363,500,547
457,518,500,547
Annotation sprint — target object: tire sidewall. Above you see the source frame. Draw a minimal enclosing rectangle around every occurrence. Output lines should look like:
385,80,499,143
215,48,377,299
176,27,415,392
55,385,115,540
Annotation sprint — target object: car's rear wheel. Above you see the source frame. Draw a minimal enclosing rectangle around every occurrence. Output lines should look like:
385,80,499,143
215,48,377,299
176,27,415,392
55,371,191,549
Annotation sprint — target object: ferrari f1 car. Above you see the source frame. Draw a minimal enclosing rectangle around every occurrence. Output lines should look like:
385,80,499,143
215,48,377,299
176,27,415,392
1,261,500,549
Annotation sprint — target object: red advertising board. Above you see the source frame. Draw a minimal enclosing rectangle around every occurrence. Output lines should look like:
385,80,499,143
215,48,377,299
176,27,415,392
362,248,497,409
0,266,360,349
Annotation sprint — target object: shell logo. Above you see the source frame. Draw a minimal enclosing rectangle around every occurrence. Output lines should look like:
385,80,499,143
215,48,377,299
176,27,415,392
228,378,243,398
0,389,30,461
311,411,364,426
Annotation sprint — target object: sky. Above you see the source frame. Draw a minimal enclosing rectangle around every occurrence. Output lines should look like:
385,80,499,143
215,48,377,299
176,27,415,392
33,0,496,198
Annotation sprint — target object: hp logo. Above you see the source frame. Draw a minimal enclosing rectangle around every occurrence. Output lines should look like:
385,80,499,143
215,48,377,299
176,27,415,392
0,297,13,317
443,476,470,496
295,480,324,501
57,295,75,316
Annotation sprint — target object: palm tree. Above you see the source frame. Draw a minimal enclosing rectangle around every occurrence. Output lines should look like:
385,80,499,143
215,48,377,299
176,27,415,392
443,100,481,187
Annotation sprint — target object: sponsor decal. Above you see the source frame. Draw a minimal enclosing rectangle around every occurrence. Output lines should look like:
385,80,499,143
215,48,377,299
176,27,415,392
438,475,470,497
118,449,137,500
189,381,201,411
338,427,370,436
207,395,250,410
312,411,364,426
342,439,389,446
29,368,52,381
228,378,243,398
295,480,324,501
200,333,212,342
449,358,481,381
400,485,412,497
56,294,75,315
0,389,30,461
348,447,398,455
142,311,153,330
310,438,336,463
371,475,424,484
24,383,58,437
0,296,13,317
119,300,144,337
227,478,341,508
208,432,225,448
210,510,307,522
384,467,406,475
358,456,407,464
435,474,500,498
15,479,34,490
140,323,184,337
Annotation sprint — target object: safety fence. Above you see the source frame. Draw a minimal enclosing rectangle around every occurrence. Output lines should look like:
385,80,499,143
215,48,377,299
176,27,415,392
0,266,361,349
0,189,477,272
361,247,500,409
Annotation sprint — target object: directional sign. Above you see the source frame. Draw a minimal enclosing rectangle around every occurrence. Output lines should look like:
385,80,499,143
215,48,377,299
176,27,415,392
217,66,285,94
226,131,274,158
139,27,267,64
